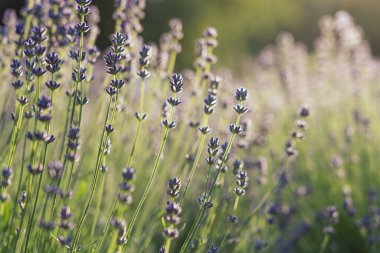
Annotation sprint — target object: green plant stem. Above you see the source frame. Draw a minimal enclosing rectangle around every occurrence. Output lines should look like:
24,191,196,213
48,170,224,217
167,50,177,76
94,196,118,253
180,115,209,205
219,196,239,250
6,120,29,249
89,172,106,244
59,95,72,160
14,174,32,253
127,78,146,167
23,92,55,252
319,234,330,253
94,77,147,251
0,104,25,218
164,237,172,253
179,109,242,253
180,207,207,253
71,86,119,252
22,0,34,41
48,26,86,221
124,93,177,246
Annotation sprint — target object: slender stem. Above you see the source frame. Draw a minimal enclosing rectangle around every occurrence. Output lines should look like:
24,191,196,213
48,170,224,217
167,50,177,77
6,104,25,167
22,0,35,41
89,172,106,243
164,237,172,253
6,120,29,247
71,87,119,252
179,207,206,253
0,102,25,212
319,235,330,253
23,140,48,251
59,95,72,160
124,93,177,245
179,110,242,253
127,78,146,167
106,231,118,253
94,77,146,251
94,196,118,253
23,92,54,251
219,196,239,250
180,116,209,205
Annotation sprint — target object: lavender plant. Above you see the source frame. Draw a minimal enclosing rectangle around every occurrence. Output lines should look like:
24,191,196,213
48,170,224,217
0,1,379,253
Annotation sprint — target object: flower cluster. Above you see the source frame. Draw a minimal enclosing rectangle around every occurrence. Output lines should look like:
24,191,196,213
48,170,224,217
161,177,182,252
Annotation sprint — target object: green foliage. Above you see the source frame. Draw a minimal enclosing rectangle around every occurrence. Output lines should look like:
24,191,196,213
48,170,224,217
0,1,380,253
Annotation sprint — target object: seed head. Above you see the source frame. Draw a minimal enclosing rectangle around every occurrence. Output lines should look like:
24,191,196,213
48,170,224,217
208,137,219,149
76,0,92,7
47,161,64,179
208,245,218,253
235,87,248,101
31,25,47,43
199,126,212,135
75,22,90,34
45,80,61,91
167,177,181,198
27,164,43,175
37,95,52,110
106,86,117,96
167,97,181,107
17,96,29,106
299,106,310,117
122,167,135,181
1,167,13,187
162,119,176,129
112,32,127,47
169,73,184,93
229,124,243,135
233,104,248,115
110,79,125,89
227,215,238,224
32,67,46,77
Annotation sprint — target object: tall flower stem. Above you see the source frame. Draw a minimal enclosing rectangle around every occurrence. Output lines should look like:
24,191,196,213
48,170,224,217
319,235,330,253
94,76,145,248
180,115,209,205
219,196,239,249
49,12,87,221
6,119,29,248
0,102,26,218
89,166,106,243
179,106,242,253
125,92,178,245
127,78,146,167
23,92,55,252
71,89,117,252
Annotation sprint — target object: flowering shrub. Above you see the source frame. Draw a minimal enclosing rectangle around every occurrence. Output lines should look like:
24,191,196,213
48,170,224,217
0,1,379,253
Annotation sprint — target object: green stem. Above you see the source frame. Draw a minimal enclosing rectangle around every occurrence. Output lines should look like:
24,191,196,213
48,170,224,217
124,94,177,245
127,78,146,167
94,196,118,253
6,104,25,167
167,50,177,76
319,235,330,253
23,92,54,251
6,120,30,248
89,172,106,244
71,87,119,252
179,111,242,253
219,196,239,250
180,117,209,205
164,237,172,253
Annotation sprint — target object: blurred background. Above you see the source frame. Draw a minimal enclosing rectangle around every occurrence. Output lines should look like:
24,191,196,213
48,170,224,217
1,0,380,69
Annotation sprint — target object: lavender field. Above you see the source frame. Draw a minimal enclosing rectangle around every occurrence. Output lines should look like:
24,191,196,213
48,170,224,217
0,1,379,253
